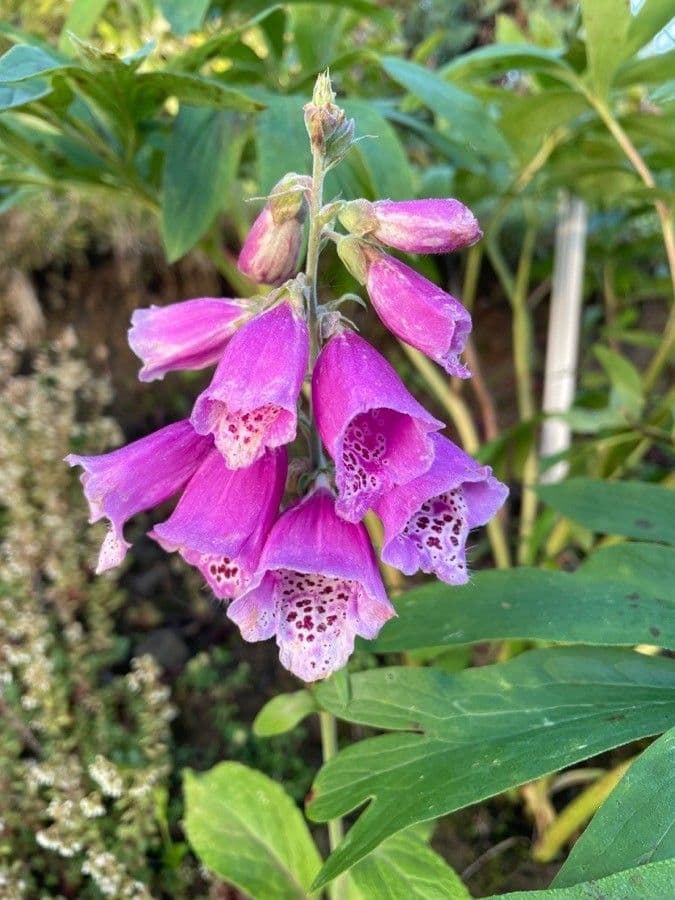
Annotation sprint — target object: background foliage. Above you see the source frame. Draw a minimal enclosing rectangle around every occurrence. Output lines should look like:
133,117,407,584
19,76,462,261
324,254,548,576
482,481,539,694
0,0,673,897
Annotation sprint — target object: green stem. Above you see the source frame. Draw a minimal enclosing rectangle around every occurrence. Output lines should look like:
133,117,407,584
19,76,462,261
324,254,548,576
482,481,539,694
305,142,328,471
319,711,346,900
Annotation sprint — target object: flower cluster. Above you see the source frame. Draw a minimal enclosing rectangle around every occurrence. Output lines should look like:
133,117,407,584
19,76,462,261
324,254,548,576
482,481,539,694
68,75,507,682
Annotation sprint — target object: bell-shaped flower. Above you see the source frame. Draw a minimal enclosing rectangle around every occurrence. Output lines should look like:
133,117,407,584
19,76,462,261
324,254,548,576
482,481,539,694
66,420,212,573
374,433,508,585
128,297,251,382
150,447,287,600
338,237,472,379
191,299,309,469
237,173,309,286
312,330,443,522
228,480,394,682
339,198,481,254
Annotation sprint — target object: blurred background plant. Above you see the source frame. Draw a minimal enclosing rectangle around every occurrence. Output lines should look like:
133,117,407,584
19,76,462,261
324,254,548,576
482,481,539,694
0,0,673,896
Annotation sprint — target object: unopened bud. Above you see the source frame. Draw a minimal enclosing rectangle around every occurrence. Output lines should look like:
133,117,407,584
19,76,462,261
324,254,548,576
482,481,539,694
304,71,354,164
268,173,311,225
336,236,375,285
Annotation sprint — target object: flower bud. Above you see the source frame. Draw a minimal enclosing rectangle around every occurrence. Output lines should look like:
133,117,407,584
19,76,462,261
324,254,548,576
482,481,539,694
335,235,373,285
304,72,354,164
238,174,309,285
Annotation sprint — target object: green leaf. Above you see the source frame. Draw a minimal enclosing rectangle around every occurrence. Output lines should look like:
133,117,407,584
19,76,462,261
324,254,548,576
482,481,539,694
348,830,470,899
380,56,510,160
488,859,675,899
58,0,110,53
622,0,675,62
537,479,675,544
580,0,631,98
253,690,317,737
553,728,675,887
369,542,675,652
159,0,211,36
162,107,246,261
308,648,675,887
0,79,51,110
184,762,321,899
342,99,415,199
255,94,311,193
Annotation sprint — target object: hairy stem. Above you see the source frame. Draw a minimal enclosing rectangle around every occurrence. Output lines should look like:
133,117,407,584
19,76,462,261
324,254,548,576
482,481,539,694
305,142,327,470
319,711,346,900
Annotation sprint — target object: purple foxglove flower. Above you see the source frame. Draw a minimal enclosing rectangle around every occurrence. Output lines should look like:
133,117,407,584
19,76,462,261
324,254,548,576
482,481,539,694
339,198,482,254
374,433,508,585
237,173,309,286
191,300,309,469
150,447,287,600
228,481,394,682
312,330,443,522
66,421,212,574
128,297,250,382
366,251,472,379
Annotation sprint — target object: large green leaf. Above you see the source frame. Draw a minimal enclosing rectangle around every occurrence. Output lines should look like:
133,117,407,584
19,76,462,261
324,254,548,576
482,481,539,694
440,42,574,82
488,859,675,899
380,56,510,160
369,542,675,652
183,762,321,899
537,478,675,544
308,648,675,887
159,0,211,35
255,94,311,193
58,0,110,53
348,830,470,899
622,0,675,63
161,106,246,261
0,79,51,110
253,690,317,737
0,44,69,82
553,727,675,887
134,72,263,113
342,99,415,199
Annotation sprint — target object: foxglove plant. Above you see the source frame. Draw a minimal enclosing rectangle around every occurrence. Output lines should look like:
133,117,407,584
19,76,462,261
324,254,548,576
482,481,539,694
67,72,507,685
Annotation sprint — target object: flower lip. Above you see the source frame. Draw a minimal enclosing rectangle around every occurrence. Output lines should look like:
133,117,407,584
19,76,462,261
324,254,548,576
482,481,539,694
312,330,443,522
374,433,508,584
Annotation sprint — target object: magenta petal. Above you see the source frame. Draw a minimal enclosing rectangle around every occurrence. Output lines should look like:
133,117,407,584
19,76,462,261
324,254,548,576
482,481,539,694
150,447,287,599
373,199,482,254
228,484,394,682
66,420,212,573
366,254,472,378
190,301,309,469
237,206,303,286
312,331,443,522
374,434,508,585
128,298,248,382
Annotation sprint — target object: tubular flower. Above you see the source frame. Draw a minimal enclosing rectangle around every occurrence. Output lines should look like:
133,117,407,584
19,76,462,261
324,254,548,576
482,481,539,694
374,434,508,584
339,198,482,254
65,421,212,573
312,330,443,522
128,297,250,382
150,447,287,600
338,237,472,378
228,481,394,682
191,299,309,469
237,173,309,285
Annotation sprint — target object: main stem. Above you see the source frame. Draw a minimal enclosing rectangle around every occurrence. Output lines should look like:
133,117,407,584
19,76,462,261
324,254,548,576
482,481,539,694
305,141,346,899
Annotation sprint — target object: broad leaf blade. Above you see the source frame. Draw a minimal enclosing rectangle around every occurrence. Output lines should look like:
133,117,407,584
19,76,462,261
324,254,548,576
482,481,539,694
579,0,631,98
184,762,321,899
369,542,675,652
255,94,311,193
253,690,317,737
488,859,675,898
342,99,415,199
537,478,675,543
161,106,246,261
159,0,211,36
381,56,510,160
553,727,675,886
308,648,675,887
349,830,470,899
